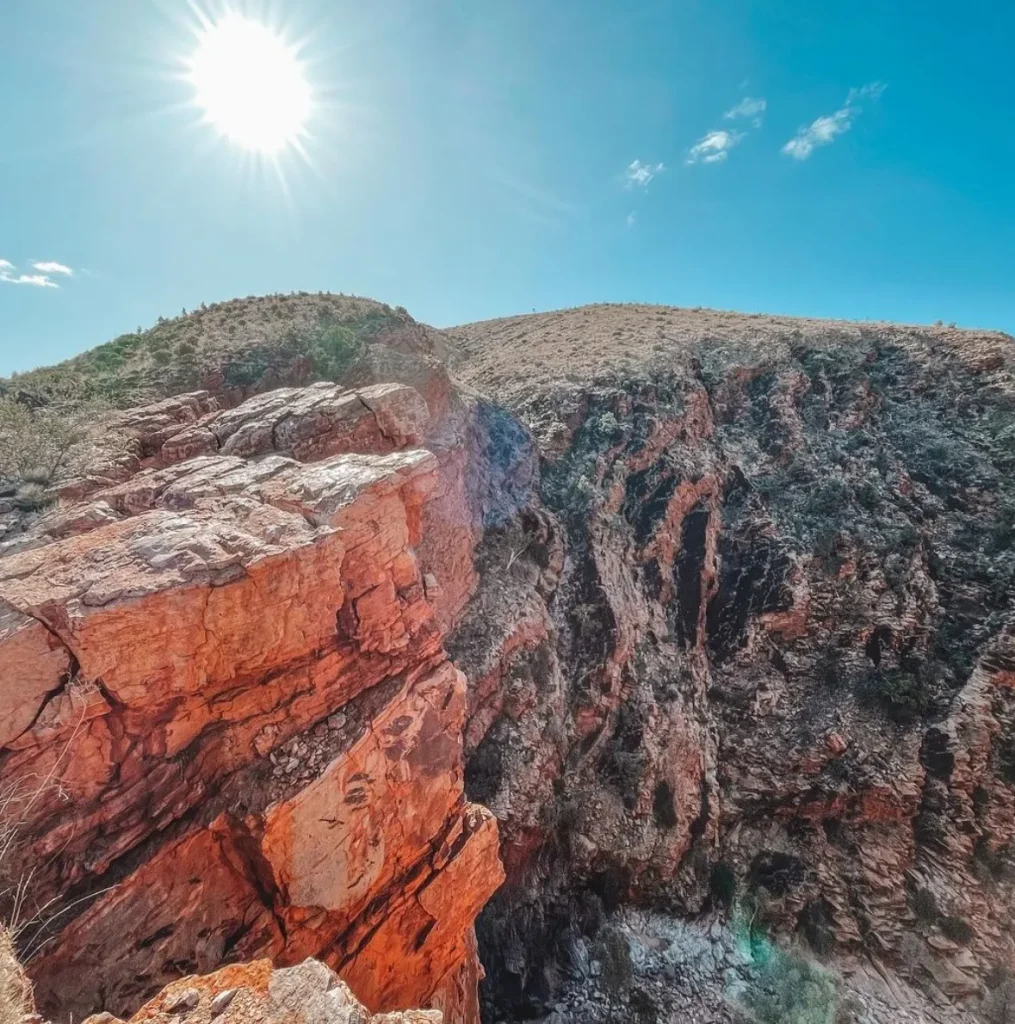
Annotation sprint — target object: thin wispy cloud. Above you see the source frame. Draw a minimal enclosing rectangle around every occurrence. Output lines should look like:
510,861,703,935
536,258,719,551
32,260,73,276
626,159,664,188
724,96,767,127
848,81,888,103
686,129,744,165
626,211,637,228
782,82,886,160
2,273,60,288
686,93,765,168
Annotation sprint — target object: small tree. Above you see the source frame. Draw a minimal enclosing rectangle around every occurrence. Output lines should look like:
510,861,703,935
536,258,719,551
312,324,364,380
0,399,81,487
0,396,131,507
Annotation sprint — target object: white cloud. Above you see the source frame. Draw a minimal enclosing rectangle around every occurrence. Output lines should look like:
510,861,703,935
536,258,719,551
782,110,853,159
626,211,637,228
32,260,73,276
782,82,886,160
626,159,664,188
724,96,767,127
686,129,744,165
0,271,59,288
0,256,77,289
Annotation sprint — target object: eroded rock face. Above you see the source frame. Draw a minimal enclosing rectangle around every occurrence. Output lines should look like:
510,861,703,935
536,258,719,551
0,380,502,1024
445,309,1015,1020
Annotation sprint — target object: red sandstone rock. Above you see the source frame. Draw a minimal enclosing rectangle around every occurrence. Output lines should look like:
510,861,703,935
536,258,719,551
0,600,71,748
0,381,500,1024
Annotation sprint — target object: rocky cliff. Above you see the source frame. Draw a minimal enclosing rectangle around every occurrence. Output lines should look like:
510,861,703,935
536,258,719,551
4,301,1015,1024
105,957,444,1024
0,348,503,1024
447,305,1015,1022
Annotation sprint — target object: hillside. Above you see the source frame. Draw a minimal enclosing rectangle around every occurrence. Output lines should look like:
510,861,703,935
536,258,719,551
2,292,443,409
447,303,1014,444
8,297,1010,416
441,304,1015,1024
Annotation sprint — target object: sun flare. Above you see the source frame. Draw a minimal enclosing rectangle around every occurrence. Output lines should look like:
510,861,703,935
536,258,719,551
187,13,310,154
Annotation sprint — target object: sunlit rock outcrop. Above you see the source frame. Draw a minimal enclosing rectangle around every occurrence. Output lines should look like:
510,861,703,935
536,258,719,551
0,379,502,1024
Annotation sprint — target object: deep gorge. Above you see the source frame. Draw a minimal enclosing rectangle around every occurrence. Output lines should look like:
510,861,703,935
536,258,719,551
3,301,1015,1024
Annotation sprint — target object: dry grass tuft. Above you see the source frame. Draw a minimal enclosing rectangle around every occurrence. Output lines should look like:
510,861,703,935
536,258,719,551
0,925,32,1024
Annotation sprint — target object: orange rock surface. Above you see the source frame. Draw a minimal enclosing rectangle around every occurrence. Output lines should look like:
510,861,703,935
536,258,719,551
0,382,502,1024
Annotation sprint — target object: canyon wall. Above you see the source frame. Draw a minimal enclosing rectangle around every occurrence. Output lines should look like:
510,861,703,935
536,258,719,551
447,307,1015,1020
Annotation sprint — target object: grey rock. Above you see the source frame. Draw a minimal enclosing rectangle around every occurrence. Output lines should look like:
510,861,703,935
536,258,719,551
163,989,200,1013
209,989,236,1016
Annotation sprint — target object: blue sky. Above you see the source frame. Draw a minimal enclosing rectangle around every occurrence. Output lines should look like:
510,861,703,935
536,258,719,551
1,0,1014,374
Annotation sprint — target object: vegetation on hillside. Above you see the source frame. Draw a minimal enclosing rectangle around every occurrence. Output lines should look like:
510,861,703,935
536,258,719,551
0,395,129,509
2,292,413,411
0,400,82,488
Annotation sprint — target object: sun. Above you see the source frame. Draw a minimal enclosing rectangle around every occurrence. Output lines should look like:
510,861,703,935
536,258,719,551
187,13,311,154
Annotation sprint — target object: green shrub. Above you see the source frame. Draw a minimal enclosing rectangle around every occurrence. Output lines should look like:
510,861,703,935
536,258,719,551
940,916,974,945
90,345,125,370
807,479,851,518
910,887,940,923
222,354,271,389
311,324,364,380
710,862,737,908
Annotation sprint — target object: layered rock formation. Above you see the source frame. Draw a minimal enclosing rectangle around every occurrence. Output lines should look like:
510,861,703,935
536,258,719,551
446,306,1015,1020
0,377,501,1024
